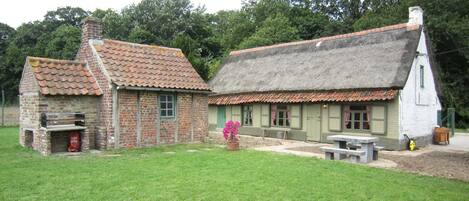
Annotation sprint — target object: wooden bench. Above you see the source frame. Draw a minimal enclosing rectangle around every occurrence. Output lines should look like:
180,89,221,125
320,147,365,163
348,143,384,160
40,112,85,128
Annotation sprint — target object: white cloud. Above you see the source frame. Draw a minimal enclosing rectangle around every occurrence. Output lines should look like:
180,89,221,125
0,0,242,28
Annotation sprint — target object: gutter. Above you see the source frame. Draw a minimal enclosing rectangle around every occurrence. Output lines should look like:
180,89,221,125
116,86,213,94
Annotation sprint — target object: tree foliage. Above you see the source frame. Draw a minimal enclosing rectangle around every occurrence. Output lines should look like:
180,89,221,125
0,0,468,126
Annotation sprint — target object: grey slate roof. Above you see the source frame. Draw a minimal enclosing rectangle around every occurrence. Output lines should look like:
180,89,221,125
209,23,422,95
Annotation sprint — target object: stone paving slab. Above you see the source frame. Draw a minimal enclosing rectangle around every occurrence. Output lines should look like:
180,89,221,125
253,142,397,168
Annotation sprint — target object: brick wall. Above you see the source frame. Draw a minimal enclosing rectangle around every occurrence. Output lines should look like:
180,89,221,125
115,90,208,148
140,92,158,146
118,90,138,148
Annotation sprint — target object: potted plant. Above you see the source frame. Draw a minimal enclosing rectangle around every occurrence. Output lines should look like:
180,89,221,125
223,120,240,151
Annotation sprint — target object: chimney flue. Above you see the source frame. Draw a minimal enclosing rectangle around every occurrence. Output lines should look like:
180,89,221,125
81,16,103,42
408,6,423,25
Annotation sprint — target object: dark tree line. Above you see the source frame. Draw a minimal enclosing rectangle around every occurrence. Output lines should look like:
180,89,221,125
0,0,468,127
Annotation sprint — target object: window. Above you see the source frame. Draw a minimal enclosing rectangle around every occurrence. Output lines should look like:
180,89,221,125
272,104,290,127
242,105,253,126
420,65,425,88
344,105,370,131
160,95,175,118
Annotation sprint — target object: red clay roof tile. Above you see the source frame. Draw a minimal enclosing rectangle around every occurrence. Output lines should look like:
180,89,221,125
208,89,398,105
93,39,210,91
28,57,102,96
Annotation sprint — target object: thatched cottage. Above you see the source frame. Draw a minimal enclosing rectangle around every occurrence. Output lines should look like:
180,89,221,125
208,7,442,150
19,17,210,155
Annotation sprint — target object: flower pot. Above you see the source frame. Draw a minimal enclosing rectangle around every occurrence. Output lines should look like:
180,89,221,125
227,141,239,151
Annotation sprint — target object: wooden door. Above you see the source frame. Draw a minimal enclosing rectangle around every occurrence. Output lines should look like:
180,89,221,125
306,104,321,141
217,106,226,128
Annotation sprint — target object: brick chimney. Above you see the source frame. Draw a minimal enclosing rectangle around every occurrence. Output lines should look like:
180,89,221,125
408,6,423,25
81,16,103,42
76,17,103,61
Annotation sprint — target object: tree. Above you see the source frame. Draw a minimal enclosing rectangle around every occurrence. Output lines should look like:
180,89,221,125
128,26,156,44
43,6,90,29
42,25,82,59
238,14,300,49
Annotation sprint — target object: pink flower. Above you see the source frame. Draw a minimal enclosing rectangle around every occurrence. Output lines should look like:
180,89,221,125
223,120,240,142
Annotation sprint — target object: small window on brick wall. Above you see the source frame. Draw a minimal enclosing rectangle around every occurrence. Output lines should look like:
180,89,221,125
160,94,175,118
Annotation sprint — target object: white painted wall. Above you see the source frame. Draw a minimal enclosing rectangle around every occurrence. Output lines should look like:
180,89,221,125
399,28,441,139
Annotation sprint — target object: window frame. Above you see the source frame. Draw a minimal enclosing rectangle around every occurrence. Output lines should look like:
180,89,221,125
159,94,175,118
273,104,290,128
344,105,370,132
242,105,253,126
420,65,425,88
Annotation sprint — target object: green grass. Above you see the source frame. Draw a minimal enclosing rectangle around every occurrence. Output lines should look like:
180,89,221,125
455,128,469,133
1,127,468,201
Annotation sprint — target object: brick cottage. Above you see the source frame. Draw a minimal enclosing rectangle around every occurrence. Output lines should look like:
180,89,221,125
19,17,211,155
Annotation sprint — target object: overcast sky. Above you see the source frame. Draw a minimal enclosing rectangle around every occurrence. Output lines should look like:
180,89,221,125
0,0,242,28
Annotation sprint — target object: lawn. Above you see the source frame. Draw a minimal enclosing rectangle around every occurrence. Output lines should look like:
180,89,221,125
1,127,468,201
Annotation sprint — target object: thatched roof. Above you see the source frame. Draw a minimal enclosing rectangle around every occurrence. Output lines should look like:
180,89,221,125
209,23,422,95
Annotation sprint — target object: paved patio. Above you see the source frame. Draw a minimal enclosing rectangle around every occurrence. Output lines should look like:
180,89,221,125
253,135,469,181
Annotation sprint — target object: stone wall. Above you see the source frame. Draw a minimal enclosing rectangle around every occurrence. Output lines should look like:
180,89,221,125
37,95,99,149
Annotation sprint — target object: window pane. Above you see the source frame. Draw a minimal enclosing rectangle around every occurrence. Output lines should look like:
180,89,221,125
286,119,290,127
279,111,284,118
167,95,173,101
354,121,360,129
363,113,368,121
279,118,284,126
167,102,173,109
160,95,167,102
160,102,166,109
354,113,361,121
161,110,167,117
345,121,351,129
167,110,173,117
277,105,287,110
363,122,370,130
350,105,366,110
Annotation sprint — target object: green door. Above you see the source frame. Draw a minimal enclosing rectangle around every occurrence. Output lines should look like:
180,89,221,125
306,104,321,141
217,106,226,128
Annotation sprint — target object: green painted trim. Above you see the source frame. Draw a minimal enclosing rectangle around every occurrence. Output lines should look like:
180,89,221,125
370,105,388,135
290,104,302,129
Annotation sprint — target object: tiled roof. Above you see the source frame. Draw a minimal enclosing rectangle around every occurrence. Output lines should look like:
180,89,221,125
208,89,398,105
93,39,210,91
28,57,102,96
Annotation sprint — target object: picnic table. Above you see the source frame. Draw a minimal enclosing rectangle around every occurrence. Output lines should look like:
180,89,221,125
321,135,380,163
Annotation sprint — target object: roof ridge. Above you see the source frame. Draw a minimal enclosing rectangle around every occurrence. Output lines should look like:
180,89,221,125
103,39,182,52
230,23,419,56
27,56,86,65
